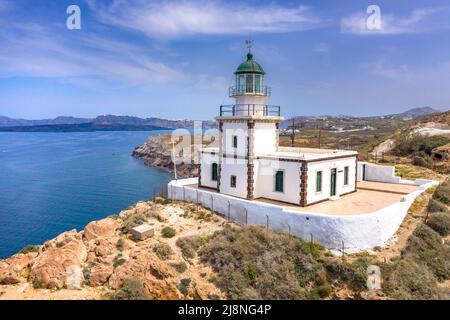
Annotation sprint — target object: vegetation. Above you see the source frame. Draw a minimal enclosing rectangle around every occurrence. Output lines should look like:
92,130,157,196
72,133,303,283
120,212,146,234
107,278,151,300
116,238,125,251
19,244,40,254
172,262,188,273
113,254,126,268
176,235,206,259
161,226,176,238
32,278,42,289
392,133,450,158
433,184,450,205
177,278,191,295
426,212,450,236
427,199,448,213
199,225,367,300
153,243,173,260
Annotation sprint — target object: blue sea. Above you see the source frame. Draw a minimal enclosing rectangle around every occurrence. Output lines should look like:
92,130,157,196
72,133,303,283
0,131,174,258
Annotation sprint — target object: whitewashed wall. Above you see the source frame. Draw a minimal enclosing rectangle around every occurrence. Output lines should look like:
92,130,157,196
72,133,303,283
253,122,277,154
357,162,402,183
253,159,300,204
219,160,248,199
168,177,438,252
306,157,357,204
222,122,248,157
200,152,219,189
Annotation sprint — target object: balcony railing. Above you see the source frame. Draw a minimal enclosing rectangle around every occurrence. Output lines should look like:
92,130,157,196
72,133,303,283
219,104,280,117
229,85,271,97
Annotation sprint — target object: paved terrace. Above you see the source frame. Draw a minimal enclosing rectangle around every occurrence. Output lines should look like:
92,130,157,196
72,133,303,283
187,181,420,216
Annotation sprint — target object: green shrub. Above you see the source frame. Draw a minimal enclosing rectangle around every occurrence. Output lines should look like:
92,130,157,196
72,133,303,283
406,225,449,280
427,199,448,213
199,225,327,300
426,212,450,236
116,238,125,251
412,155,429,167
172,262,188,273
324,258,369,291
153,243,173,260
433,185,450,205
113,254,126,268
161,226,176,238
108,278,151,300
393,133,450,157
384,255,439,299
19,245,39,254
32,278,42,289
177,278,191,295
56,242,64,248
120,212,146,234
176,235,206,259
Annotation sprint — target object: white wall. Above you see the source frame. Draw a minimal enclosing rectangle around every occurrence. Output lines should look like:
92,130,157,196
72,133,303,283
219,160,248,198
253,122,277,154
357,162,401,183
222,122,248,157
306,157,356,204
168,177,438,252
254,159,300,204
200,152,219,189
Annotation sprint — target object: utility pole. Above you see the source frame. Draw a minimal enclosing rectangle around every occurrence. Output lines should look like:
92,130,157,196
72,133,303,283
291,118,295,147
170,141,178,181
318,126,322,148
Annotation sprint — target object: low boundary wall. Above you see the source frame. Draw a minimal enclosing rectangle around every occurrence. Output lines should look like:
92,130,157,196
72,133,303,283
167,176,438,252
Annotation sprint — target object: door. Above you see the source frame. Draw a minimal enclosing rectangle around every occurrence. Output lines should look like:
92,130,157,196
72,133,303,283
330,168,337,196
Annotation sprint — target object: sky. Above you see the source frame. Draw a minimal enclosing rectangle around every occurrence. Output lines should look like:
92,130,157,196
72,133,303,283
0,0,449,120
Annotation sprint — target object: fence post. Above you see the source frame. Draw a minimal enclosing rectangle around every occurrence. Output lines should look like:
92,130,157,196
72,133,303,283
288,225,291,237
342,241,345,261
196,189,199,212
310,234,313,253
211,195,214,214
227,201,231,221
245,208,248,225
266,214,269,229
183,186,185,202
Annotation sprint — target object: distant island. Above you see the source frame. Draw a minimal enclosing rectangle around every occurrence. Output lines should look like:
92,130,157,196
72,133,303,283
0,107,445,132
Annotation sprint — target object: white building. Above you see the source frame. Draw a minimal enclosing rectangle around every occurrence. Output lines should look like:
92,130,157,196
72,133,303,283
199,51,358,206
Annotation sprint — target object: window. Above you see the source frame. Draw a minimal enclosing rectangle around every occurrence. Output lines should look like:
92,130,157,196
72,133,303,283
245,74,253,93
316,171,322,192
237,75,245,94
232,135,238,148
275,170,284,192
344,166,349,186
211,163,218,181
230,175,237,188
255,74,261,93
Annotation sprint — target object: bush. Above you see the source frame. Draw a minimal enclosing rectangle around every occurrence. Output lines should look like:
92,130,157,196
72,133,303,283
406,225,449,280
324,258,369,291
177,278,191,295
120,212,146,234
116,238,125,251
56,242,65,248
384,256,439,299
108,278,151,300
199,225,328,300
427,199,448,213
113,254,126,268
433,185,450,205
172,262,188,273
426,212,450,236
32,278,42,289
161,226,176,238
176,235,206,259
153,243,173,260
392,133,450,157
19,245,39,254
412,156,429,167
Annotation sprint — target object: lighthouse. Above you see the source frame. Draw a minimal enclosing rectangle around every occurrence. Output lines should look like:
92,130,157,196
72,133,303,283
198,44,357,206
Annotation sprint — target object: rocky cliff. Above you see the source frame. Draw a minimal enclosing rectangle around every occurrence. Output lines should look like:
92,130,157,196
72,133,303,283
132,134,217,178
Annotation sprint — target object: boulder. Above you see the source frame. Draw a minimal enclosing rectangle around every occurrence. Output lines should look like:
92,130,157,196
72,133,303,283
89,263,114,286
29,230,87,289
84,218,119,241
135,202,151,215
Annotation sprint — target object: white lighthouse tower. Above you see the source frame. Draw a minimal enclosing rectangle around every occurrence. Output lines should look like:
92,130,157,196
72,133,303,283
199,44,283,200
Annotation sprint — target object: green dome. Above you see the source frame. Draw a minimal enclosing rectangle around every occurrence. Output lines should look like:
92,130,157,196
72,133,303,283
234,53,265,75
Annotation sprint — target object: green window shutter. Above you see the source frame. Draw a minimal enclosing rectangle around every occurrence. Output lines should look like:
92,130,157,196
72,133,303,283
316,171,322,192
275,171,284,192
232,136,238,148
212,163,218,181
344,166,349,185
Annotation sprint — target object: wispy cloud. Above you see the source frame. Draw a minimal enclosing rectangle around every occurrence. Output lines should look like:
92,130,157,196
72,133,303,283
341,7,447,35
313,43,331,54
87,0,324,39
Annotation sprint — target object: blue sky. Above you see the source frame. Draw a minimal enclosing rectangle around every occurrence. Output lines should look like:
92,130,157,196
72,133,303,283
0,0,449,120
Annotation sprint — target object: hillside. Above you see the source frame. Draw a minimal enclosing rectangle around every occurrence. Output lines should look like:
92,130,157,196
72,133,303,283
1,180,448,300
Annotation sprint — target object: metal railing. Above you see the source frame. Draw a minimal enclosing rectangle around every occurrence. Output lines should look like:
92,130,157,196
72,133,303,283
219,104,280,117
229,85,271,97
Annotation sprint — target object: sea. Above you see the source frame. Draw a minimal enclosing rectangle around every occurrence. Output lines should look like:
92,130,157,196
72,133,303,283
0,131,174,258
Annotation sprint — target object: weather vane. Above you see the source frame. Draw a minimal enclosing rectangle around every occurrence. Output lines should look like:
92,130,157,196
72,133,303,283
245,40,252,53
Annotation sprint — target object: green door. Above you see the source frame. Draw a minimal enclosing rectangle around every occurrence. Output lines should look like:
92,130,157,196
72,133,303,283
330,168,337,196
